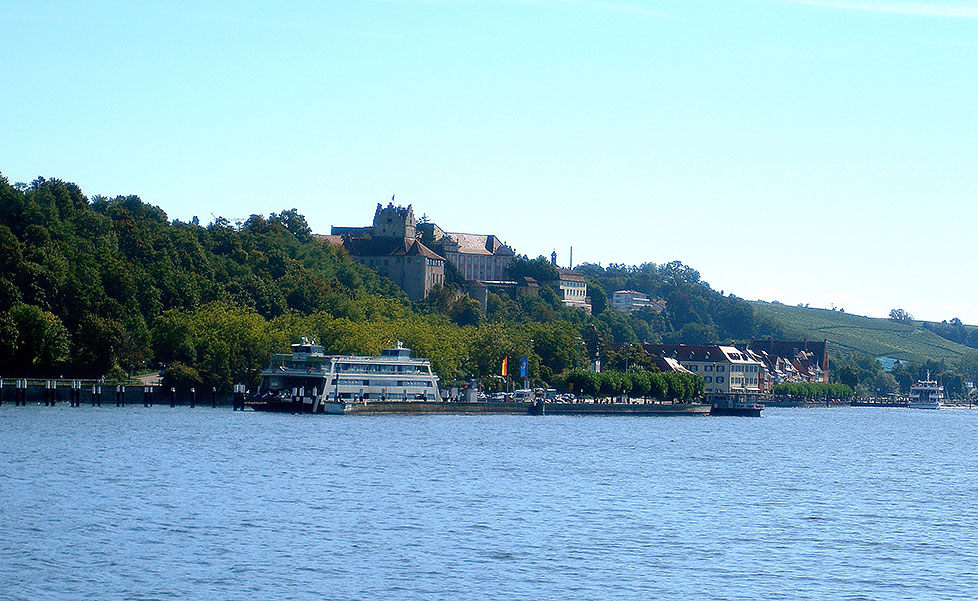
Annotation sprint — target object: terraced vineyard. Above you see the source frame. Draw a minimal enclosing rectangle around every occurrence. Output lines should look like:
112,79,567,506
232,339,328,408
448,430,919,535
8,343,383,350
751,302,974,363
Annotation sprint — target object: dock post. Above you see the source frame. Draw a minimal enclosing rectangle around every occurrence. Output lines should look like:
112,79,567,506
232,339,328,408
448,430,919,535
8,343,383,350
91,385,97,406
116,385,122,406
190,387,196,408
144,386,151,407
0,378,3,406
211,386,217,408
96,385,102,407
170,387,176,408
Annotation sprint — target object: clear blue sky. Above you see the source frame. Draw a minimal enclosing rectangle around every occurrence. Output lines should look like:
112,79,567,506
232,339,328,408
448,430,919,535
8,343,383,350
3,1,976,323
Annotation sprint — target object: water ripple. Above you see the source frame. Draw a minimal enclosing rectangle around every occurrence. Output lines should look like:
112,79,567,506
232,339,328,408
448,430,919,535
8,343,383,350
1,406,978,600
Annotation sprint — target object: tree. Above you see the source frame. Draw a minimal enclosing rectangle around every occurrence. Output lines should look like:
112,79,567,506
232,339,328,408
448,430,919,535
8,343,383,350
506,255,558,282
838,365,859,389
889,308,913,323
857,371,898,397
7,303,70,373
956,351,978,384
270,209,312,241
588,280,608,315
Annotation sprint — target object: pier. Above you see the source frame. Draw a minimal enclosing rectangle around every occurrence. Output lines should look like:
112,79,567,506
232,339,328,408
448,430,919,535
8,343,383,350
0,378,242,408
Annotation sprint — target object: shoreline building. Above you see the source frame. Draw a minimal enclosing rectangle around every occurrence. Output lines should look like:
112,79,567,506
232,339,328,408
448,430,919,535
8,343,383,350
550,251,591,314
642,343,764,404
330,203,445,301
612,290,665,313
748,340,829,384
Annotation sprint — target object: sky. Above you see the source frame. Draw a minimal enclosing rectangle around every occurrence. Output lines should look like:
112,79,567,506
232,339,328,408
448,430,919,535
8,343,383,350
2,0,976,323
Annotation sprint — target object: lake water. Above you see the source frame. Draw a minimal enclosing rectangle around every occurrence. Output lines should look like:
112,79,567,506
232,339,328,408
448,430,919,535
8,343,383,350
1,405,977,600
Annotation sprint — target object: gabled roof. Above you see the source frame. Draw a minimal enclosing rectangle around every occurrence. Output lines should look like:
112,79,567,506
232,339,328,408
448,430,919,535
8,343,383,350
345,237,445,261
642,344,763,365
313,234,345,246
654,356,693,374
440,232,515,257
392,239,445,260
557,268,585,282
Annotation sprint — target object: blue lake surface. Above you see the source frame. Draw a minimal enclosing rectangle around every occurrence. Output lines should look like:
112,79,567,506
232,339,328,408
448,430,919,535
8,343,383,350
2,405,977,600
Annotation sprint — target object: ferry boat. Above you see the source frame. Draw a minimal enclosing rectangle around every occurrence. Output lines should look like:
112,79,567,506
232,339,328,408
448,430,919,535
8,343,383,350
908,373,944,409
247,339,441,414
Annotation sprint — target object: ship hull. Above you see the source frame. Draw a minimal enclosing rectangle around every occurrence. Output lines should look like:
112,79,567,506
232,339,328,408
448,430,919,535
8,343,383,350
907,402,942,410
710,404,764,417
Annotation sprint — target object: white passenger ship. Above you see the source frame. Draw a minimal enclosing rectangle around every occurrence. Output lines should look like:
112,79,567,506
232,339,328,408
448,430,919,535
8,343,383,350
249,339,441,413
908,373,945,410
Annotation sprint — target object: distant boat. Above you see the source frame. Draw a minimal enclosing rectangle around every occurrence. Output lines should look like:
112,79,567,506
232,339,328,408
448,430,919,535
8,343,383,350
908,373,944,410
710,395,764,417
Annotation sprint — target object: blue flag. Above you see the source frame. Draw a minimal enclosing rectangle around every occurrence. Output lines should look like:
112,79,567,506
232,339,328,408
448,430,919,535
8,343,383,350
520,356,528,378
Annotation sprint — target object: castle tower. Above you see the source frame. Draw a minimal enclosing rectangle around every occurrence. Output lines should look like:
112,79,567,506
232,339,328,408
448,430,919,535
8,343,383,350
373,202,416,240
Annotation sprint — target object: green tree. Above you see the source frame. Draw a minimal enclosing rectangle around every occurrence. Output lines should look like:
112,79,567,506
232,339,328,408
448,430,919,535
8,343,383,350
888,308,913,323
506,255,558,282
7,303,70,373
588,280,608,315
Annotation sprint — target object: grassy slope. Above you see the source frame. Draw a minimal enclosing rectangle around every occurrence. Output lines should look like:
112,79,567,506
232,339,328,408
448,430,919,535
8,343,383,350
751,302,974,363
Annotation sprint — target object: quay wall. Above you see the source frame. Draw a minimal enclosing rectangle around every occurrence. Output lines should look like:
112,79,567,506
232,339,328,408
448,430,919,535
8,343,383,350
347,401,530,415
541,402,710,416
346,401,710,416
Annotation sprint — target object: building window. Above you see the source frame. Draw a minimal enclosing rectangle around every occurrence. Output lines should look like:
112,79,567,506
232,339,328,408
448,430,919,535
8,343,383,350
705,376,713,383
717,365,724,372
717,376,724,383
705,365,713,372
